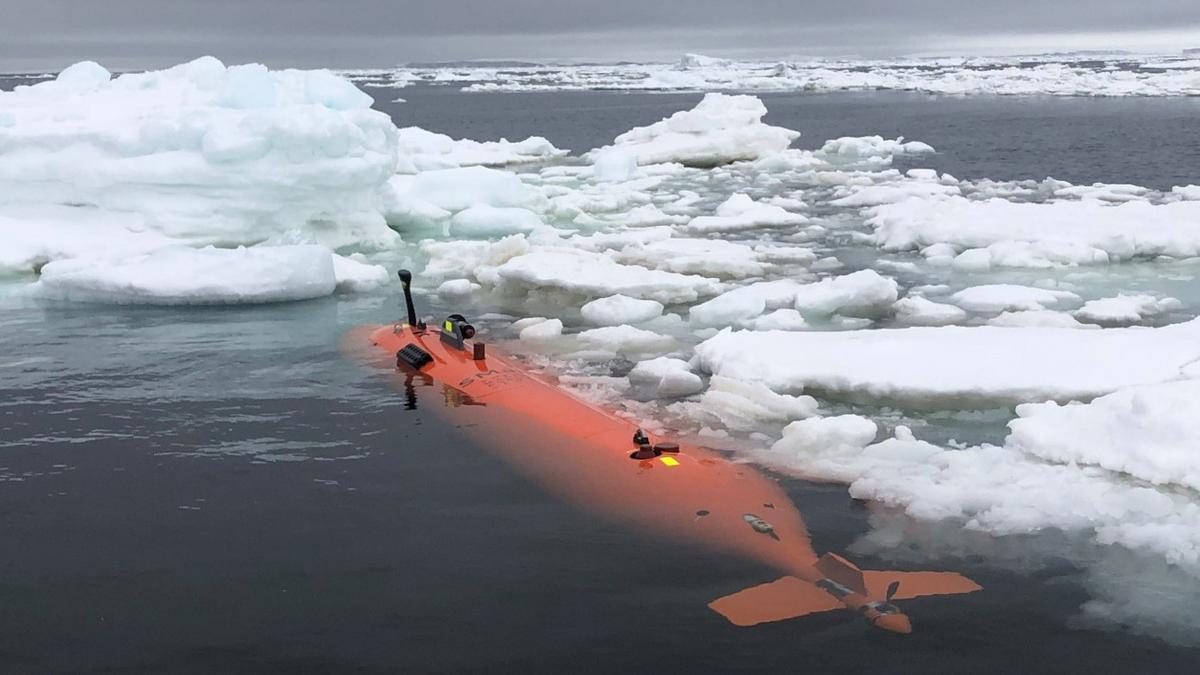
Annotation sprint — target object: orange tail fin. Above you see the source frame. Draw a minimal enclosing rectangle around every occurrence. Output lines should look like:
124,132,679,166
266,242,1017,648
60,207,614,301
863,571,982,600
708,576,842,626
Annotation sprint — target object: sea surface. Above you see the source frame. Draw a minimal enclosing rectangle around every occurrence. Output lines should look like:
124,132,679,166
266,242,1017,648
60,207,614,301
3,82,1200,673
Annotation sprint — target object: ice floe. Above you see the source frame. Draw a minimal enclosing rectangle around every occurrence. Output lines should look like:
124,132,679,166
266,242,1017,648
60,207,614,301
587,93,799,167
694,318,1200,407
870,197,1200,266
580,294,664,326
0,56,400,271
33,245,343,305
1075,294,1182,325
395,126,566,173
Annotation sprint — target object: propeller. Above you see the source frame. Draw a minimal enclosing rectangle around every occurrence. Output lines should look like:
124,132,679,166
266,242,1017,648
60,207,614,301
885,580,901,602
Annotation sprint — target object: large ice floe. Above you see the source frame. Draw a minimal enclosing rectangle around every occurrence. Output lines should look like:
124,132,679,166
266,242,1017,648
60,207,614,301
12,56,1200,641
694,319,1200,407
0,57,396,302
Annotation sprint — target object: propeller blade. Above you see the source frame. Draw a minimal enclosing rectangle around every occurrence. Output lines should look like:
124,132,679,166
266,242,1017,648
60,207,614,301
885,580,901,601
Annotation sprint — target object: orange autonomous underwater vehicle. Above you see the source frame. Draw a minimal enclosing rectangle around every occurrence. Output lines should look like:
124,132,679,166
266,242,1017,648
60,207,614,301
348,270,981,634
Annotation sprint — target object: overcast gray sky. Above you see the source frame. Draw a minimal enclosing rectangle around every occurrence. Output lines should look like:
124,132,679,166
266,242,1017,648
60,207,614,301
3,0,1199,71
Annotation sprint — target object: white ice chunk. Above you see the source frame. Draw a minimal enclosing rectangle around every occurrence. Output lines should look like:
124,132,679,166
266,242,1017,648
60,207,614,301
656,369,705,398
686,193,808,233
495,249,721,304
394,126,566,173
684,375,819,431
689,279,804,327
331,253,390,293
765,415,880,482
580,294,665,326
448,205,544,237
988,310,1095,329
871,197,1200,265
1075,294,1182,325
34,245,337,305
406,166,546,213
519,318,563,340
0,57,401,264
792,270,898,317
894,296,967,326
1009,380,1200,492
577,325,675,355
588,93,799,167
628,356,694,383
436,278,481,297
950,284,1081,313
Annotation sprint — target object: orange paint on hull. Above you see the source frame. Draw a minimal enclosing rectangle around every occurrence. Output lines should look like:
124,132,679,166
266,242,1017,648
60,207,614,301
349,321,981,632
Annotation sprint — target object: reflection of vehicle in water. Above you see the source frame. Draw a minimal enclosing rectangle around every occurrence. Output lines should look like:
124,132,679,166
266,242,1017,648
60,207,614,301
345,270,982,633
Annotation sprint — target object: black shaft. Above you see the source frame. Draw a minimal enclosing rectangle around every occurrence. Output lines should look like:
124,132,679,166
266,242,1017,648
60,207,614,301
398,269,417,326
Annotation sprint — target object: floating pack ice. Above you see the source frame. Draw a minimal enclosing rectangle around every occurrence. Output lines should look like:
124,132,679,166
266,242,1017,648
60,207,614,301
0,57,400,276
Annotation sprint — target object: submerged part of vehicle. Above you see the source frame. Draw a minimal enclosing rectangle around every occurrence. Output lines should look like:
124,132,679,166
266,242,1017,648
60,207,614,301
344,270,982,633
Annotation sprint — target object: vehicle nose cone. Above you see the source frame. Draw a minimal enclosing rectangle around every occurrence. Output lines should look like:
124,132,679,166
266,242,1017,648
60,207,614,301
875,613,913,634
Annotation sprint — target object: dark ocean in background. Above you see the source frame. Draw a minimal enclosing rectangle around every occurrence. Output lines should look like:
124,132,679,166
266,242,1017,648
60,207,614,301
3,80,1200,673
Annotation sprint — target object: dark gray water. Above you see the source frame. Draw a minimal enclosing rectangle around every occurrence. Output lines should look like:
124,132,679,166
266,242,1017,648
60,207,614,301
4,84,1200,673
382,86,1200,190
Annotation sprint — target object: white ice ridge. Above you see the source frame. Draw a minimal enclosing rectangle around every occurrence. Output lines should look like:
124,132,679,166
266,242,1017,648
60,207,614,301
869,197,1200,266
694,318,1200,407
366,54,1200,97
394,127,566,173
0,57,401,275
586,93,799,167
31,245,387,304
